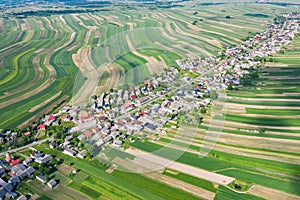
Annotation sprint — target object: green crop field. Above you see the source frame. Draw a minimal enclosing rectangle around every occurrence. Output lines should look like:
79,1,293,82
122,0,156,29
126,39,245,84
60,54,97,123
0,2,292,129
1,1,300,200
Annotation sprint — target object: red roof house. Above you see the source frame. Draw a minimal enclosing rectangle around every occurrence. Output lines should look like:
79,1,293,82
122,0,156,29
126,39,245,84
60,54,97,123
37,124,46,130
11,159,20,166
24,132,31,136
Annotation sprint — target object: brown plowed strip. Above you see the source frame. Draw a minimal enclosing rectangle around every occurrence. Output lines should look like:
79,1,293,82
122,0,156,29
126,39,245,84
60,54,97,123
42,17,54,30
71,14,98,30
99,15,122,27
71,47,99,105
14,31,24,42
21,18,31,31
36,20,45,30
84,29,92,45
248,185,300,200
168,20,222,48
126,22,136,30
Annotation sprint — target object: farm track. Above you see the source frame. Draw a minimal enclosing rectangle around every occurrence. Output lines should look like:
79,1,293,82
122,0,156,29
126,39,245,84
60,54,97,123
125,148,235,185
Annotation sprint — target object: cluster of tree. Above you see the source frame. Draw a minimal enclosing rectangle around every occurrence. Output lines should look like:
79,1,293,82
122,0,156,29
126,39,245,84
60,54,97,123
241,70,259,86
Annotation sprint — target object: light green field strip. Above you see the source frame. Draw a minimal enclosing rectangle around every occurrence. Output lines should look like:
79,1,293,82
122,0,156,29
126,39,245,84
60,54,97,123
0,48,34,85
0,29,34,54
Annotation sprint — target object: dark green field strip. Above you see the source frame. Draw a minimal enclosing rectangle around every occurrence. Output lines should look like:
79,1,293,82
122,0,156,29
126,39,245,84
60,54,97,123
115,52,147,72
262,70,300,76
131,141,300,196
34,144,200,200
162,169,217,192
69,177,139,200
223,114,300,127
215,186,264,200
111,170,201,200
227,98,300,106
227,92,300,99
246,108,300,115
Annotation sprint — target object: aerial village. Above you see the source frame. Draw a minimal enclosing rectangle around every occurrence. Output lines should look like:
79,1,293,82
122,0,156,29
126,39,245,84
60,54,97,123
0,12,299,199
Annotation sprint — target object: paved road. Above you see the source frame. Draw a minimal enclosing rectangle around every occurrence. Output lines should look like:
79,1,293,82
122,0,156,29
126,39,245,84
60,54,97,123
0,138,49,156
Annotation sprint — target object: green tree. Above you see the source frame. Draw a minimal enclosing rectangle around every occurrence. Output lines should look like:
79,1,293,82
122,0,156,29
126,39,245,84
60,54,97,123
200,107,207,114
227,84,233,90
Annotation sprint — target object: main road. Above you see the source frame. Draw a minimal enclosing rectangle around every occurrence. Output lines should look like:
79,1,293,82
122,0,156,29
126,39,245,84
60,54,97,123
0,138,49,157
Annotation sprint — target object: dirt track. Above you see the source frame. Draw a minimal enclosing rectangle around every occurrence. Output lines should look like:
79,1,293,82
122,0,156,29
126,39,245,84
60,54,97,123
126,148,235,185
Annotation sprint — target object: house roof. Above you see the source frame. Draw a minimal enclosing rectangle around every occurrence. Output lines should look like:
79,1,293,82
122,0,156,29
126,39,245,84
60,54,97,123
2,183,13,192
47,179,58,188
48,115,55,121
36,174,46,183
0,189,6,198
11,159,20,166
84,131,93,137
144,122,157,131
9,176,20,185
17,195,28,200
6,191,18,199
37,124,46,129
25,167,35,175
